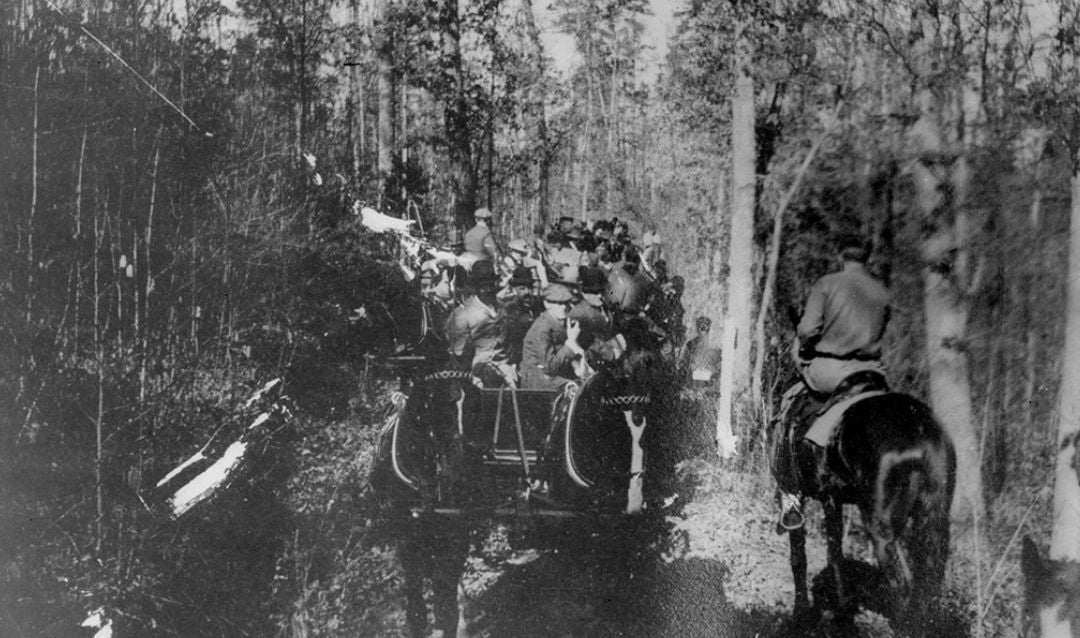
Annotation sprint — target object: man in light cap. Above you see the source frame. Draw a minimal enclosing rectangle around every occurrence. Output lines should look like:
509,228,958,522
520,283,587,390
462,207,499,270
444,261,517,387
500,238,548,289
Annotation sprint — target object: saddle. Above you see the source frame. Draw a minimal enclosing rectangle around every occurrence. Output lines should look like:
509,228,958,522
804,370,890,447
776,370,889,496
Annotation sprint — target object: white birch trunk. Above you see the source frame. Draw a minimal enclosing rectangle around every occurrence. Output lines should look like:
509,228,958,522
1049,169,1080,561
717,23,756,457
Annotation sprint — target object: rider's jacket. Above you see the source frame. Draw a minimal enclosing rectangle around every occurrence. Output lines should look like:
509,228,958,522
797,263,890,360
520,311,579,388
444,294,510,372
464,222,498,264
606,266,650,313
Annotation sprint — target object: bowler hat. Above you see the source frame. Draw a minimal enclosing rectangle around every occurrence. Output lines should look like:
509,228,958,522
508,266,535,287
542,283,574,304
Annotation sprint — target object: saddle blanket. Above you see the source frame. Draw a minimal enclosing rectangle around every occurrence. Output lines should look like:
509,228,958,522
804,390,887,447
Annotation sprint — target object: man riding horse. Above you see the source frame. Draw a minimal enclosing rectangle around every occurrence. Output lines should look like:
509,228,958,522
774,234,891,531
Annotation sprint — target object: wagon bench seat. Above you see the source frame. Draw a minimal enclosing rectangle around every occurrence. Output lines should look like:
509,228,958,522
470,388,563,465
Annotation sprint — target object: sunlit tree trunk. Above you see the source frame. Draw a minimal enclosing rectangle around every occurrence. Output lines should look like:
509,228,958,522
908,6,984,522
1050,166,1080,561
717,16,755,458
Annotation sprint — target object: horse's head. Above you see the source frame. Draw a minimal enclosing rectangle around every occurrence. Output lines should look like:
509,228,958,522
1021,536,1080,638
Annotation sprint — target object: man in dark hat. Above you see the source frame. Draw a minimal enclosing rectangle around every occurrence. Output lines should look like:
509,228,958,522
645,273,685,353
462,207,499,270
502,266,543,366
444,261,516,387
520,283,586,390
569,266,614,362
606,248,652,329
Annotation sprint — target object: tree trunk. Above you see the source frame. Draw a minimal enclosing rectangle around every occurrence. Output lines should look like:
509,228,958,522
717,20,755,458
908,5,984,523
349,0,364,181
520,0,550,228
376,0,395,202
1050,167,1080,561
437,0,476,231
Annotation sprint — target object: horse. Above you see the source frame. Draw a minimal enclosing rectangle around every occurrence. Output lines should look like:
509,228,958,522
1021,535,1080,638
771,375,956,636
370,345,480,637
370,316,679,637
543,322,680,518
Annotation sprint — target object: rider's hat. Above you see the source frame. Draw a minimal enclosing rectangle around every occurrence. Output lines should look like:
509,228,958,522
474,207,493,219
508,238,529,254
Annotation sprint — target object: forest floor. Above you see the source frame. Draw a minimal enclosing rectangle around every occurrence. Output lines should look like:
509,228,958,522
437,459,930,638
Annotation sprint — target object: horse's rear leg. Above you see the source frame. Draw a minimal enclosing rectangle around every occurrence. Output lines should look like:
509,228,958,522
788,526,810,615
824,497,859,637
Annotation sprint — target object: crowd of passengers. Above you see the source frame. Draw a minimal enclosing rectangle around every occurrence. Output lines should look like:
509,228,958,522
406,206,719,391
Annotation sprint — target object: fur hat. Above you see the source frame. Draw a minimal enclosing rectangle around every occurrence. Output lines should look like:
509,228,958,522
580,267,607,294
469,260,498,291
508,265,535,287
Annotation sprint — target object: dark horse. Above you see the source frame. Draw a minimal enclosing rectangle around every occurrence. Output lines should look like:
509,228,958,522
772,375,956,636
369,326,478,638
371,318,678,637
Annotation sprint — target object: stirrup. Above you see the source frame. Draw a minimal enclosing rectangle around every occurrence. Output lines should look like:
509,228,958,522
779,492,804,532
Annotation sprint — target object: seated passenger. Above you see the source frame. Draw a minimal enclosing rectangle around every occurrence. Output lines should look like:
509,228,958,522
680,316,721,387
502,266,543,366
606,248,652,331
520,283,587,390
444,261,517,387
569,267,615,365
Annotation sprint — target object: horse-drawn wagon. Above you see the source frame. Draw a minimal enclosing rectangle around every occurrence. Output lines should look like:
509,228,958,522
372,344,680,526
